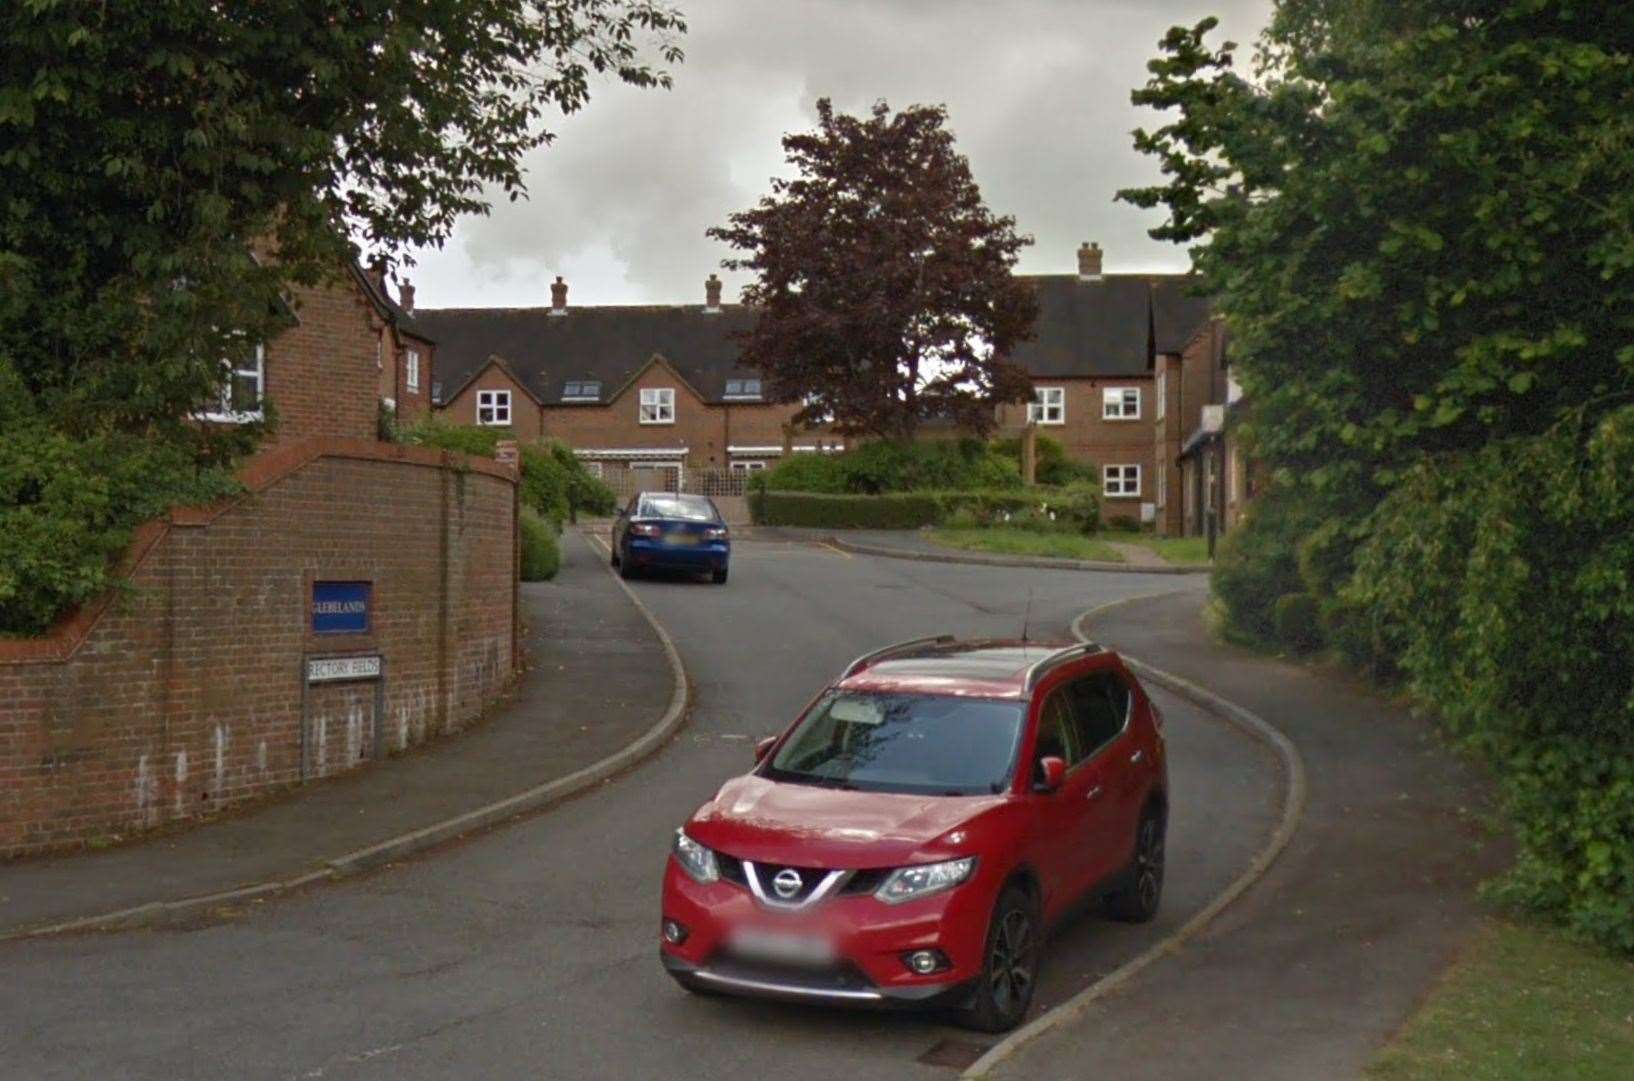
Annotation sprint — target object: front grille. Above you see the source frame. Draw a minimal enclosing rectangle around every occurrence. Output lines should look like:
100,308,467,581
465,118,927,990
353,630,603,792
717,853,748,887
746,861,827,904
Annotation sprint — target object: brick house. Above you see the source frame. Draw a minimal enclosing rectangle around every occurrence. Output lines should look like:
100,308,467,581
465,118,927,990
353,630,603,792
357,264,438,426
995,242,1212,523
1165,317,1256,538
417,274,839,488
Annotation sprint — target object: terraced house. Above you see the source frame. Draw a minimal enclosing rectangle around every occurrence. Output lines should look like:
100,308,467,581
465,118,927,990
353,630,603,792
417,244,1214,514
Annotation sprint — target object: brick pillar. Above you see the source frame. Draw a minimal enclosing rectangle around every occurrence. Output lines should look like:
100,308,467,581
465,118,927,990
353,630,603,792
494,440,519,468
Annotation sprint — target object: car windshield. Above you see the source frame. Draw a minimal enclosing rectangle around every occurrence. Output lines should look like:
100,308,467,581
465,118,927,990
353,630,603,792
763,692,1024,796
639,496,717,522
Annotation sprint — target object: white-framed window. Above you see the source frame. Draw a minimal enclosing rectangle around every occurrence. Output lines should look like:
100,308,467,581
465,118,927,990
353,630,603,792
203,342,265,423
1155,368,1167,421
724,378,763,400
477,389,511,426
1103,464,1141,498
582,461,604,478
639,387,676,424
406,349,421,392
1028,386,1065,425
730,460,767,472
1103,387,1141,420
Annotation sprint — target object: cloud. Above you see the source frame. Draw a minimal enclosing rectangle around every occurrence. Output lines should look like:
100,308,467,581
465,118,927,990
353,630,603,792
405,0,1272,308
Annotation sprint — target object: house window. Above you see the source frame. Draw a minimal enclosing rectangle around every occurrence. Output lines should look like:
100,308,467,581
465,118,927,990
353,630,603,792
406,349,421,392
1103,464,1141,498
1103,387,1141,420
563,380,601,401
205,343,265,422
1155,368,1166,421
730,460,767,472
640,387,676,424
477,389,511,426
582,461,605,478
724,378,763,400
1028,386,1065,425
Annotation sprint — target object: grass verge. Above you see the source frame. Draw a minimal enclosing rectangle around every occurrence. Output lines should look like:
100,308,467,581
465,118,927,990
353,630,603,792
926,527,1125,564
1368,918,1634,1081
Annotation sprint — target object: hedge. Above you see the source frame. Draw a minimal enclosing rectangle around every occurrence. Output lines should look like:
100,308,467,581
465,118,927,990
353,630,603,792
749,484,1099,532
519,507,560,581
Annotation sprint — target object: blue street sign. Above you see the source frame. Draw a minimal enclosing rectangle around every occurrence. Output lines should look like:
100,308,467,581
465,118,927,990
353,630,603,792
311,581,371,635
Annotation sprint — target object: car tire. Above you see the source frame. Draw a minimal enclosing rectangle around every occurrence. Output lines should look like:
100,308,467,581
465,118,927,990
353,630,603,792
618,551,637,580
711,567,728,585
1106,806,1166,924
610,544,620,568
957,884,1040,1033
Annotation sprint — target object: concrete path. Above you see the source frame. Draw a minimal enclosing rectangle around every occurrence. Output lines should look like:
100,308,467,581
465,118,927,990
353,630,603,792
1104,541,1169,568
0,535,673,937
984,589,1502,1081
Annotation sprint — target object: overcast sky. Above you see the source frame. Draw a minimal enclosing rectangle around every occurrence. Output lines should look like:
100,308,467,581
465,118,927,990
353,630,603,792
404,0,1272,309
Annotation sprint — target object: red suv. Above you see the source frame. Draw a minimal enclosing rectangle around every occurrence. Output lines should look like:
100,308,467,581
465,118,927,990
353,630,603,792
660,636,1168,1031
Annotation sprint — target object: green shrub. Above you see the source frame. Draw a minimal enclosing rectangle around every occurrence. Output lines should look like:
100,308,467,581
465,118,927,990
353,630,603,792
397,416,503,457
547,441,617,517
1271,592,1323,653
935,484,1100,534
519,507,560,581
1346,412,1634,954
749,490,943,529
991,433,1099,486
1211,489,1314,643
763,439,1022,494
0,418,244,635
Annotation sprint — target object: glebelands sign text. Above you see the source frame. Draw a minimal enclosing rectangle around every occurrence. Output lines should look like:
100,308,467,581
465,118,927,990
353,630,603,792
311,580,371,635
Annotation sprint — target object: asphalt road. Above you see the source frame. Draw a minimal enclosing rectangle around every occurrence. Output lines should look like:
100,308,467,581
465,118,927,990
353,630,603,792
0,536,1278,1081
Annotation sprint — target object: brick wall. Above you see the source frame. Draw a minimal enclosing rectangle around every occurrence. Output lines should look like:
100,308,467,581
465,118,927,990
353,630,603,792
265,279,381,445
0,439,517,858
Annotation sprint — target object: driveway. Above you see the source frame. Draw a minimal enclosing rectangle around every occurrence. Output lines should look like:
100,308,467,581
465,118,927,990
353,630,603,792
0,538,1279,1080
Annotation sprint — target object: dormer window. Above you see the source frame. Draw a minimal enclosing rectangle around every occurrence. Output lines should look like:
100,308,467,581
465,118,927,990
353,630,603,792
563,380,601,401
724,378,763,400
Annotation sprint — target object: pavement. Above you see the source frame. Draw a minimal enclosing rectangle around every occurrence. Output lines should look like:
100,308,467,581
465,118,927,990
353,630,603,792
0,533,674,937
985,589,1503,1081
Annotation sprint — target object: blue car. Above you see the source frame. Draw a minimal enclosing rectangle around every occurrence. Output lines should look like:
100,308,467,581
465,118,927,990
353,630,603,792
611,491,731,584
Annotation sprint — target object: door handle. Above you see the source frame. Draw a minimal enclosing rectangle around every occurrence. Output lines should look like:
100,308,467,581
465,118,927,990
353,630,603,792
1130,749,1145,765
1086,785,1104,801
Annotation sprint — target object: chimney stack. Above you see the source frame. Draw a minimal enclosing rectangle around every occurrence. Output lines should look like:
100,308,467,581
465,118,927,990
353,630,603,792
704,273,723,312
1077,241,1103,281
549,275,568,316
397,280,415,313
367,256,388,289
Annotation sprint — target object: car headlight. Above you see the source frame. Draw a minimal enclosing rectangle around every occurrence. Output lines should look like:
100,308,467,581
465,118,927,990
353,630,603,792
875,857,976,905
672,829,719,884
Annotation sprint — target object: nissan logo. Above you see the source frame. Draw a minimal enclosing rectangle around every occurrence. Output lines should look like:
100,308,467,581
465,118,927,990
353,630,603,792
772,868,803,899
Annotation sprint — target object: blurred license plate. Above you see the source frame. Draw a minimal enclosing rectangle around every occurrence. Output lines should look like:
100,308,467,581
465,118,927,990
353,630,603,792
729,929,836,967
665,531,697,545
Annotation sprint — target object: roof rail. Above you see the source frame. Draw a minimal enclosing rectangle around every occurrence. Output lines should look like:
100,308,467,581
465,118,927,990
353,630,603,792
1022,642,1105,691
841,635,957,680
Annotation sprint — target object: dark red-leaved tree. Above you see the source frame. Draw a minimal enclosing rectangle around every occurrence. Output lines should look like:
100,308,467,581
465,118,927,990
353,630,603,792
708,99,1037,440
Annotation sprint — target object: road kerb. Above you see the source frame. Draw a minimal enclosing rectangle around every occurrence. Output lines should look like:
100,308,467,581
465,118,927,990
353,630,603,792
1,530,690,942
823,536,1209,575
960,592,1309,1079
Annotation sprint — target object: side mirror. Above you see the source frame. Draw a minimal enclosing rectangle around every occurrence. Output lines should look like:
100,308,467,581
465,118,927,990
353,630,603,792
1035,756,1066,793
754,736,778,762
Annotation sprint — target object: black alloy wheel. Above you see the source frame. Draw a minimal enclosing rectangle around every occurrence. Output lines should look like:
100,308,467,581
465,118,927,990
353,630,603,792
959,885,1039,1033
1107,807,1166,923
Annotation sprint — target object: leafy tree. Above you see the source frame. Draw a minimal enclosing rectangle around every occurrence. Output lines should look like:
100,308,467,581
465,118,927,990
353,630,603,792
1120,2,1634,950
709,99,1038,440
0,0,682,632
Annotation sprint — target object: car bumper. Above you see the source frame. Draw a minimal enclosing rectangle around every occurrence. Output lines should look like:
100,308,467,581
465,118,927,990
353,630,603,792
626,539,729,570
659,858,991,1007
